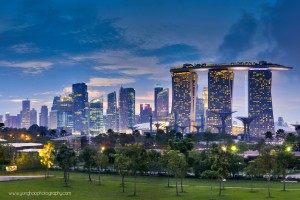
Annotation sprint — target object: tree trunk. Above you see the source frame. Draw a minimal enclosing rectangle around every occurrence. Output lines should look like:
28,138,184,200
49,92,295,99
133,174,137,196
176,179,178,196
64,170,68,186
219,180,222,196
167,174,170,188
180,178,183,192
122,175,125,193
251,177,253,192
45,168,47,180
47,168,49,178
98,167,101,185
268,178,271,198
210,178,213,200
88,167,91,181
283,172,286,191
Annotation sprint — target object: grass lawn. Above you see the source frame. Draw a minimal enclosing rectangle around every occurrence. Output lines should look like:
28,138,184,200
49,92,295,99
0,170,299,200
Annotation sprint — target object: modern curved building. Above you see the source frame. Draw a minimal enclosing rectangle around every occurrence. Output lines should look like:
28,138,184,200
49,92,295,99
170,61,292,135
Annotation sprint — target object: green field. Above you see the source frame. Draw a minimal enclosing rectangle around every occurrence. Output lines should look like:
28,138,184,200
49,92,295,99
0,171,299,200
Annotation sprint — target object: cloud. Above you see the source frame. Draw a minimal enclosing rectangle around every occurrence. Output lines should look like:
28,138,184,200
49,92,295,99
87,77,135,87
88,90,105,99
0,60,53,74
9,43,40,54
6,99,39,103
218,12,258,61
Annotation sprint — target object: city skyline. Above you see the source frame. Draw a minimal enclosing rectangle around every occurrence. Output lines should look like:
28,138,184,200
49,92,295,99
0,0,299,125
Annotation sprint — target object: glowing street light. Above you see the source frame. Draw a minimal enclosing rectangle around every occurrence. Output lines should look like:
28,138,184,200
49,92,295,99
221,146,227,152
231,145,238,152
101,146,106,152
285,146,292,152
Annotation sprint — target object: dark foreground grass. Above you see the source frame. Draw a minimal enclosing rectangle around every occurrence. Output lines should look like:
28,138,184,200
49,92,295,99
0,170,299,200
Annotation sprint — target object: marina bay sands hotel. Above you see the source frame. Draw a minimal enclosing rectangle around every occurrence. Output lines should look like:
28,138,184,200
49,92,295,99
170,61,292,136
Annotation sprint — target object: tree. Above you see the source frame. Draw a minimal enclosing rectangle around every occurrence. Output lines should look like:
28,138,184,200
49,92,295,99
122,143,147,196
244,160,259,192
210,144,230,196
285,133,296,145
39,141,55,179
255,148,276,198
201,170,218,200
94,151,109,185
79,146,98,181
167,150,187,196
168,138,194,158
265,131,273,144
203,130,213,148
114,152,130,193
188,150,211,178
275,149,296,191
276,129,286,141
162,150,172,188
56,144,77,186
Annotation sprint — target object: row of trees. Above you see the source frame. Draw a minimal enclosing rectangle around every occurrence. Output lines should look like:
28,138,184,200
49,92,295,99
40,138,298,198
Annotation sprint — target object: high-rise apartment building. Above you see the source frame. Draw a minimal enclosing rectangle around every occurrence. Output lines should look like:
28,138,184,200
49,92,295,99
248,69,274,135
89,97,104,136
21,99,31,129
119,87,135,132
140,104,152,123
72,83,88,134
157,88,169,119
170,64,198,130
154,84,163,118
106,92,118,131
39,105,48,127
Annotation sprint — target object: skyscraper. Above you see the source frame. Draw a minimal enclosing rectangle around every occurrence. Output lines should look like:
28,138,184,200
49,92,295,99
49,110,58,130
140,104,152,123
72,83,88,134
156,88,169,119
21,99,30,129
154,84,163,118
119,87,135,132
40,105,48,127
51,96,60,111
89,97,104,136
57,95,74,133
0,115,3,123
107,92,118,131
170,64,198,130
207,69,234,134
248,69,274,135
202,87,208,123
30,108,37,126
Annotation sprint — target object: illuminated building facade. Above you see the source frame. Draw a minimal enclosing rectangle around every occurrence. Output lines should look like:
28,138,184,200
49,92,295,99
248,69,274,135
49,110,57,129
202,87,208,123
107,92,118,131
170,65,198,131
207,69,234,134
89,97,104,136
57,95,74,133
39,105,48,127
21,99,30,129
72,83,88,134
140,104,152,123
157,88,169,119
30,108,37,126
119,87,135,132
196,97,204,124
154,84,163,118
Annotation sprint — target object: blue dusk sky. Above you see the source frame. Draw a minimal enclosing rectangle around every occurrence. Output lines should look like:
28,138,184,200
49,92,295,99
0,0,299,124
